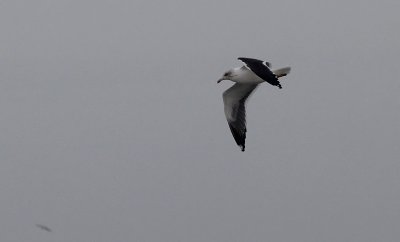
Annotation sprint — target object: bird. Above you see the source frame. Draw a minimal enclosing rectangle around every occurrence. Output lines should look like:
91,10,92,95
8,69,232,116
36,224,52,232
217,57,291,151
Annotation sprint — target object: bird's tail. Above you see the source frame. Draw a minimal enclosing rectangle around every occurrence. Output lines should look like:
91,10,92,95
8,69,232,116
272,67,291,78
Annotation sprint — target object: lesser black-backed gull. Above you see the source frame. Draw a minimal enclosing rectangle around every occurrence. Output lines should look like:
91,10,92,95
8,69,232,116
217,57,291,151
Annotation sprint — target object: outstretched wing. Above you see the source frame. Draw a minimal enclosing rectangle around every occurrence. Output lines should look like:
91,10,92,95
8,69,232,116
238,57,282,88
223,83,258,151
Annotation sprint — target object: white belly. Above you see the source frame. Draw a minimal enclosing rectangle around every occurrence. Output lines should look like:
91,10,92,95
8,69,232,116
230,67,265,84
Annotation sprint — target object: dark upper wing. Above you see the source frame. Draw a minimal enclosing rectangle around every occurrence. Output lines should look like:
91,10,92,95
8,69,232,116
238,57,282,88
223,83,258,151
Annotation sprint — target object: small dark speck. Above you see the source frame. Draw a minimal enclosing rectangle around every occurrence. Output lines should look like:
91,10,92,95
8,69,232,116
36,224,52,232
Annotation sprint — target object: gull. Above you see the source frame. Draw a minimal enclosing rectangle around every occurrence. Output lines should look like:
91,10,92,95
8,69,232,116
217,57,291,151
36,224,52,232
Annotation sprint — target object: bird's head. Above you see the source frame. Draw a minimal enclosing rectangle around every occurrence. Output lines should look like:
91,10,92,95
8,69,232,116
217,70,234,83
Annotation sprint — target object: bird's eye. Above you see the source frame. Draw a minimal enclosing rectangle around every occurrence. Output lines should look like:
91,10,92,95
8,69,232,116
224,72,229,76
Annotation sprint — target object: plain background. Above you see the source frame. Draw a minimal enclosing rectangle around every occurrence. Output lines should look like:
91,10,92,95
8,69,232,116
1,0,400,241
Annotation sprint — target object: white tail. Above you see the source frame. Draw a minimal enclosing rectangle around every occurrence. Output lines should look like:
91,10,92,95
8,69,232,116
272,67,291,78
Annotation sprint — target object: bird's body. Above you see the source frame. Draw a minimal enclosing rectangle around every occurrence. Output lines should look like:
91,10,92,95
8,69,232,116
218,57,291,151
225,66,266,84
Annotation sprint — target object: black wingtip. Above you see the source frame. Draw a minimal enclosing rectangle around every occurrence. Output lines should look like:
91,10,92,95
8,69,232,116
228,123,246,152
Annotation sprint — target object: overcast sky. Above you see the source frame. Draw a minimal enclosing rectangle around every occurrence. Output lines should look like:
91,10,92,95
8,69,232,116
1,0,400,241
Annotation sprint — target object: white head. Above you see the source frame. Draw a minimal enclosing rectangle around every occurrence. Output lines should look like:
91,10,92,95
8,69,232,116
217,69,235,83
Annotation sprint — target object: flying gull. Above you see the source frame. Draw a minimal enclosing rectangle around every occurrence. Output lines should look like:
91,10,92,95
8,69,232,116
217,57,291,151
36,224,52,232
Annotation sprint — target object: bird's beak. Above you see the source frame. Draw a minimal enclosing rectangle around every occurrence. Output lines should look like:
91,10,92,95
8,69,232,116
217,78,224,83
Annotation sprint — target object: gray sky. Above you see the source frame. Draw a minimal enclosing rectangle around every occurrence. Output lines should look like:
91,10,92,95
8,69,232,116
1,0,400,241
